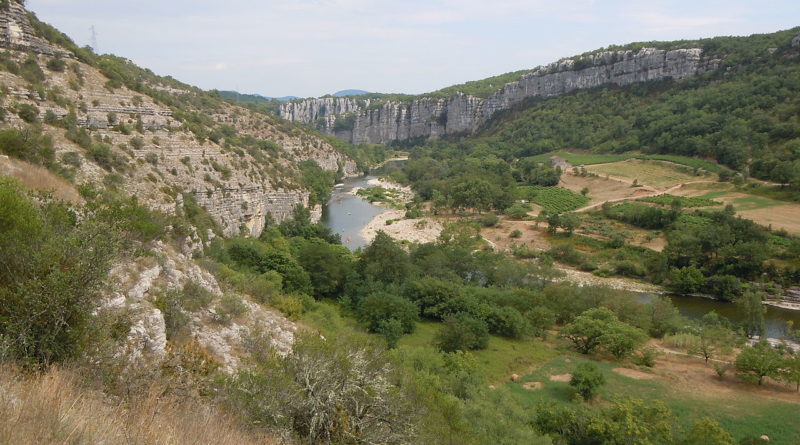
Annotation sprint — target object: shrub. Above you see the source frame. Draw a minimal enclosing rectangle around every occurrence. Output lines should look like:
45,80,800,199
154,290,191,341
60,151,82,167
144,152,159,165
46,56,67,72
225,333,416,444
479,213,500,227
569,363,605,401
633,347,660,368
16,103,39,123
0,179,119,365
435,313,490,352
0,128,55,166
213,294,250,324
357,292,419,334
181,280,215,311
509,229,522,239
504,202,532,220
20,57,45,84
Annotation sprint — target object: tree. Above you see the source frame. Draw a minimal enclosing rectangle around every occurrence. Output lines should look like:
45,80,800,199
295,238,353,299
559,213,581,235
358,231,412,285
736,290,766,338
377,318,404,349
780,353,800,392
525,306,556,338
435,313,490,352
735,342,784,385
570,363,605,401
692,316,735,364
561,307,618,354
599,322,648,360
357,292,419,335
669,266,706,294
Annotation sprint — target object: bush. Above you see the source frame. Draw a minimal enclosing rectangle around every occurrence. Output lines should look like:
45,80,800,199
60,151,82,167
213,294,250,324
181,280,215,311
46,56,67,72
0,128,55,166
524,306,556,338
0,179,119,365
226,333,416,444
504,202,532,220
357,292,419,334
485,306,530,339
479,213,500,227
633,347,660,368
569,363,605,401
154,290,191,341
16,103,39,123
509,229,522,239
435,313,490,352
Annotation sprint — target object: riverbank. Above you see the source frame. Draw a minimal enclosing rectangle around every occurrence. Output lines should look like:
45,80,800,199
359,209,443,245
551,266,665,293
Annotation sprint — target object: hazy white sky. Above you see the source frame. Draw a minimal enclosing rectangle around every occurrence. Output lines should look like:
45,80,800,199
26,0,800,98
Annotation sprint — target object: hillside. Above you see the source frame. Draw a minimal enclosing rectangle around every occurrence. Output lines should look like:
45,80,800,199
4,2,800,444
276,27,800,183
0,1,365,237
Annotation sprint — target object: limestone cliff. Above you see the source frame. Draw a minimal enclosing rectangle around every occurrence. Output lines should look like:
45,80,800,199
0,1,358,237
281,48,717,144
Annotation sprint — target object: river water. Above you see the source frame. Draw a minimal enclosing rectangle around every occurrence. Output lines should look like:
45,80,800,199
323,173,387,251
322,168,799,339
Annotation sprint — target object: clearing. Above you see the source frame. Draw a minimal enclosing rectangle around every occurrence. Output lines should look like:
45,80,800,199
508,354,800,444
586,159,714,189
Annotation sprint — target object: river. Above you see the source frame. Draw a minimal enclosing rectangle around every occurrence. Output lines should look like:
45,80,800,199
322,167,799,339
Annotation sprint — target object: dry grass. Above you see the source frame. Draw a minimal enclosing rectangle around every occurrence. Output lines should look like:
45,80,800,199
0,156,81,203
586,159,707,189
0,365,276,445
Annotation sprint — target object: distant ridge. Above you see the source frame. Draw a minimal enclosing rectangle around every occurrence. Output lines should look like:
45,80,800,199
332,89,369,97
219,91,298,102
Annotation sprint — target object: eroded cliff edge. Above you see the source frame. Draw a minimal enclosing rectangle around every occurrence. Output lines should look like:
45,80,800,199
281,48,718,144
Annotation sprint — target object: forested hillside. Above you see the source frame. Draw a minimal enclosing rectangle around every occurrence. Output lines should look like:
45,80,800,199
427,27,800,185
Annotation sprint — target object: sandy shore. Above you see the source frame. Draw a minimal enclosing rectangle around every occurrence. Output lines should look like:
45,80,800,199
550,266,664,293
359,209,444,245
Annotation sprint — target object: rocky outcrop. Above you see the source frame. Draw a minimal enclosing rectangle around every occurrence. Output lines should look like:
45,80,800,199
0,1,69,56
280,97,366,123
107,241,297,372
281,48,717,144
793,34,800,47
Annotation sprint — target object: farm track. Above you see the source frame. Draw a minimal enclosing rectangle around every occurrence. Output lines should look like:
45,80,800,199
573,180,719,213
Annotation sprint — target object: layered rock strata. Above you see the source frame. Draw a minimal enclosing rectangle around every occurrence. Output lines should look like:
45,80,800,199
281,48,717,144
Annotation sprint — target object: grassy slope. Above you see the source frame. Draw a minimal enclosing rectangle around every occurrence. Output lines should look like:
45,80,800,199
508,355,800,444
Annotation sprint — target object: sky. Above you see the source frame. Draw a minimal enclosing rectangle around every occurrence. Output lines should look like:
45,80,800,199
25,0,800,98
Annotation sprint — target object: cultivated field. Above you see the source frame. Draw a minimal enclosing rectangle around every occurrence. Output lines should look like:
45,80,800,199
673,183,800,234
586,159,714,189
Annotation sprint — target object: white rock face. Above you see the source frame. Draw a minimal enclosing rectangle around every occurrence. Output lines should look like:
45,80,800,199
281,47,716,145
107,240,297,372
793,34,800,47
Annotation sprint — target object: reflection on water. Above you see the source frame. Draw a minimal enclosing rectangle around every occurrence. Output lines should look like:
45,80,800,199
639,292,800,339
